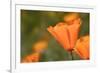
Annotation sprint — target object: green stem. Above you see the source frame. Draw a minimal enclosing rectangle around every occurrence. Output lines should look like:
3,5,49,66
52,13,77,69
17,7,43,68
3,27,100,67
70,50,74,60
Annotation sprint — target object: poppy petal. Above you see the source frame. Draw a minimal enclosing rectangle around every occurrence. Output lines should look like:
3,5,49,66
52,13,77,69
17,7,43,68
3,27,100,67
67,24,80,49
75,36,90,59
53,23,70,50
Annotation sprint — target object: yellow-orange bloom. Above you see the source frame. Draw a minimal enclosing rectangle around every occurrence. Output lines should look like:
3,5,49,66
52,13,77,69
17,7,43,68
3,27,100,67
74,35,90,59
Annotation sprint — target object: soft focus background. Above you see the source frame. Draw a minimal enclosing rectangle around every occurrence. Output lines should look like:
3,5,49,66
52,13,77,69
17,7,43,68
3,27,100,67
21,10,89,62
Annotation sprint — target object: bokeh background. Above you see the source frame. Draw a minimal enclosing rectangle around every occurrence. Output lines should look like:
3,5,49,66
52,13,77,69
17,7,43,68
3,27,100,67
21,10,89,62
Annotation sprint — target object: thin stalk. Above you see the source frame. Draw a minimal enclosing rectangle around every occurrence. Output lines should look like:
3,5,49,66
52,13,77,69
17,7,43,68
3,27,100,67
70,50,74,60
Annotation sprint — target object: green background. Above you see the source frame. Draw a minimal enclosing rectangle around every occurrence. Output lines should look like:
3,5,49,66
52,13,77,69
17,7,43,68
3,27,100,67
21,10,90,62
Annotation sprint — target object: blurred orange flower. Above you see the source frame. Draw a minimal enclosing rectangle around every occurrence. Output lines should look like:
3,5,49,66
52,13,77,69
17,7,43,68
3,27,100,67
22,40,49,63
22,53,40,63
74,35,90,59
64,12,81,25
32,40,48,53
47,13,81,51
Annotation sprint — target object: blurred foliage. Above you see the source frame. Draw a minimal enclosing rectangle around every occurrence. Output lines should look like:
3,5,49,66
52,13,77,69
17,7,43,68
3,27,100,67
21,10,89,62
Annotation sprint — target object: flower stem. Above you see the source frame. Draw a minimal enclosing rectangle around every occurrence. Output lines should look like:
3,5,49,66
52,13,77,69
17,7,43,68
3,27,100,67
70,50,74,60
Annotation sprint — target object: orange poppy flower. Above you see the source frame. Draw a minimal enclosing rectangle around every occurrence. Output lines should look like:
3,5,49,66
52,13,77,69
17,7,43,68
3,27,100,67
47,13,81,51
74,35,90,59
47,22,80,51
